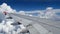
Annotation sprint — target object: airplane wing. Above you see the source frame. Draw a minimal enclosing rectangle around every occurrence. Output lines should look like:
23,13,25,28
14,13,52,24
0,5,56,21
8,13,60,34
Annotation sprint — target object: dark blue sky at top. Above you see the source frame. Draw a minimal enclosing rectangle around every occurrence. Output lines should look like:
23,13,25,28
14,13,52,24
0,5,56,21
0,0,60,11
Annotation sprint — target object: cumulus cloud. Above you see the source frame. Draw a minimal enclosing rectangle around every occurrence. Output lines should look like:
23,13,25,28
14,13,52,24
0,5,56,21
46,7,53,10
0,3,16,13
19,11,25,15
39,7,60,21
44,7,54,18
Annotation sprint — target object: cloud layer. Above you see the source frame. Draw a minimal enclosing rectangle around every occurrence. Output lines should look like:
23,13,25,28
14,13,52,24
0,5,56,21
18,7,60,20
0,3,60,20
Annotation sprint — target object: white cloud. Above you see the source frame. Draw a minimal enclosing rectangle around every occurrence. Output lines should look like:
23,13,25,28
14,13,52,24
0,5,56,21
37,7,60,20
44,7,54,18
0,3,16,13
29,15,33,16
19,11,25,15
46,7,53,10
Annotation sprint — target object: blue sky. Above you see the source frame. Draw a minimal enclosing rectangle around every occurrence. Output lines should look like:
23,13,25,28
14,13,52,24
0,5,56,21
0,0,60,11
